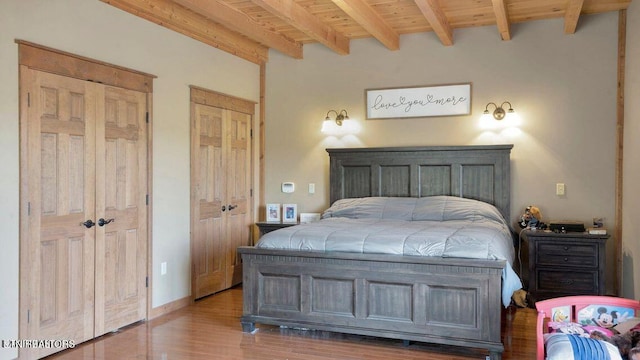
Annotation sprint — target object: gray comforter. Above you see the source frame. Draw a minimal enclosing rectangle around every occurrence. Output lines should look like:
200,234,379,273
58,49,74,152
256,196,523,306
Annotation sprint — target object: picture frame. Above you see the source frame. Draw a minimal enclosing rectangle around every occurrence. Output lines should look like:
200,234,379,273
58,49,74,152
365,83,471,119
266,203,281,222
283,204,298,223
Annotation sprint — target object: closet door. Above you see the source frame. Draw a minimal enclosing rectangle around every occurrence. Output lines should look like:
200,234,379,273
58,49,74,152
225,110,251,287
21,68,97,359
94,86,148,336
192,103,227,299
190,87,254,300
20,66,149,358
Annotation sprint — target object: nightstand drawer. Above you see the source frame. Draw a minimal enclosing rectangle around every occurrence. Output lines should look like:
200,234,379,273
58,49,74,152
535,242,598,266
536,254,598,267
536,242,597,257
536,269,598,293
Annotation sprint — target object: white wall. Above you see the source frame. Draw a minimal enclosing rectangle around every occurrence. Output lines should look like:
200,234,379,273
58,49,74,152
0,1,259,359
265,14,621,290
623,2,640,299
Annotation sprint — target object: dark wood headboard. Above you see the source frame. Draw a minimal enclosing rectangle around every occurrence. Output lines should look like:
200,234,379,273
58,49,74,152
327,145,513,220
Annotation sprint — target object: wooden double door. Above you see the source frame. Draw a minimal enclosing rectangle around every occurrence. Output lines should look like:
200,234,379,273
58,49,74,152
190,87,254,300
20,61,149,358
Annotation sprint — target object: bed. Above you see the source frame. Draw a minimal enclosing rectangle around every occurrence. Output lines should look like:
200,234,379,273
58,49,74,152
536,295,640,360
239,145,518,360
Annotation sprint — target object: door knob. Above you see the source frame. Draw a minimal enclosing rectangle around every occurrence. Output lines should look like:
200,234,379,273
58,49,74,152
228,204,237,210
82,220,96,229
98,218,115,227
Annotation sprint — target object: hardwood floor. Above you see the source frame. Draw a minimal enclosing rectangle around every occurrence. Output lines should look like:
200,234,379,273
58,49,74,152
47,286,538,360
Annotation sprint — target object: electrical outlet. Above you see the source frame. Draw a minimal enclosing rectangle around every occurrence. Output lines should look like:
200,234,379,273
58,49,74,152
556,183,565,196
161,262,167,275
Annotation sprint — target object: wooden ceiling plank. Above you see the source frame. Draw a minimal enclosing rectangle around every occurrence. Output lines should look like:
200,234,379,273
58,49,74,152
252,0,350,55
413,0,454,46
491,0,511,40
564,0,585,34
172,0,303,58
101,0,268,64
331,0,399,50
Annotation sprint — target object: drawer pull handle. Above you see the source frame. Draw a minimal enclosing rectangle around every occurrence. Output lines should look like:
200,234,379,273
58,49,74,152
563,246,569,251
560,279,574,285
564,257,569,262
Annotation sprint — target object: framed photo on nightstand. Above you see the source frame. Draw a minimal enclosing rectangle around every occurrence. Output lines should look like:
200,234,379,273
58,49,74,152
266,203,280,222
283,204,297,223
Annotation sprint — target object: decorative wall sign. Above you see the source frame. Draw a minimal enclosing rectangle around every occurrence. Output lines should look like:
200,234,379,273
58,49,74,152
365,83,471,119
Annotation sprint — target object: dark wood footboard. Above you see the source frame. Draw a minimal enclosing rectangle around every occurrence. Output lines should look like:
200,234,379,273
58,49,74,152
239,247,506,359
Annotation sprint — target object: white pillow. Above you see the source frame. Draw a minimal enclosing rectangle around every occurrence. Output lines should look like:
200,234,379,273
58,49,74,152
544,333,622,360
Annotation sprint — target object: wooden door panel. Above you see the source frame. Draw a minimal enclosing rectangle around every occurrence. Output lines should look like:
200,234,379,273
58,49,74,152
226,111,251,287
20,45,152,358
192,104,226,299
95,86,147,336
190,89,253,299
23,69,96,358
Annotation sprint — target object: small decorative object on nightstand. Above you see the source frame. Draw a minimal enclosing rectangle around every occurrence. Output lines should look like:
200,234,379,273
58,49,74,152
523,229,609,302
255,221,297,238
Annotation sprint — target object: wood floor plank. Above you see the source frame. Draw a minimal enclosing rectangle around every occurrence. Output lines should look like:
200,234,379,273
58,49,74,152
47,286,537,359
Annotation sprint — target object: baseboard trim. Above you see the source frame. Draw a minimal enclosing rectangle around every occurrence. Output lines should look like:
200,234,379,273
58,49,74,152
149,296,191,320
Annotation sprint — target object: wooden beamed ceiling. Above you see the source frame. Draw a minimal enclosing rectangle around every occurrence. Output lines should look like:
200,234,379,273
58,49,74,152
101,0,631,64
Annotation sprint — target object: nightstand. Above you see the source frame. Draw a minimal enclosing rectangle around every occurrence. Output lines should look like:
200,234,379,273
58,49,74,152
255,221,298,237
523,229,609,301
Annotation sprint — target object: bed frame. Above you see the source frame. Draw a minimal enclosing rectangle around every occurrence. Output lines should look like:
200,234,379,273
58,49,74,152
239,145,513,359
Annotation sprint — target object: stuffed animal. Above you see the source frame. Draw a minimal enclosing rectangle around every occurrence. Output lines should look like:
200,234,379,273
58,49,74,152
590,329,640,360
519,205,543,229
511,289,528,308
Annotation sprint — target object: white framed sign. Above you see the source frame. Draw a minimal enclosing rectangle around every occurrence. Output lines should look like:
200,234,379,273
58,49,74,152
365,83,471,119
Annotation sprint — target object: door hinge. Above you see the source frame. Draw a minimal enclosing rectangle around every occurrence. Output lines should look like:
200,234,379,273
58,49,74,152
145,276,149,288
145,112,149,123
27,309,30,324
27,202,31,216
27,92,31,107
250,129,253,138
250,189,253,197
146,194,149,205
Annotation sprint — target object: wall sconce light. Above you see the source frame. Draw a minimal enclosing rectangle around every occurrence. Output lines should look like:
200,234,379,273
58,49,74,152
322,109,361,136
324,109,349,126
484,101,514,120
